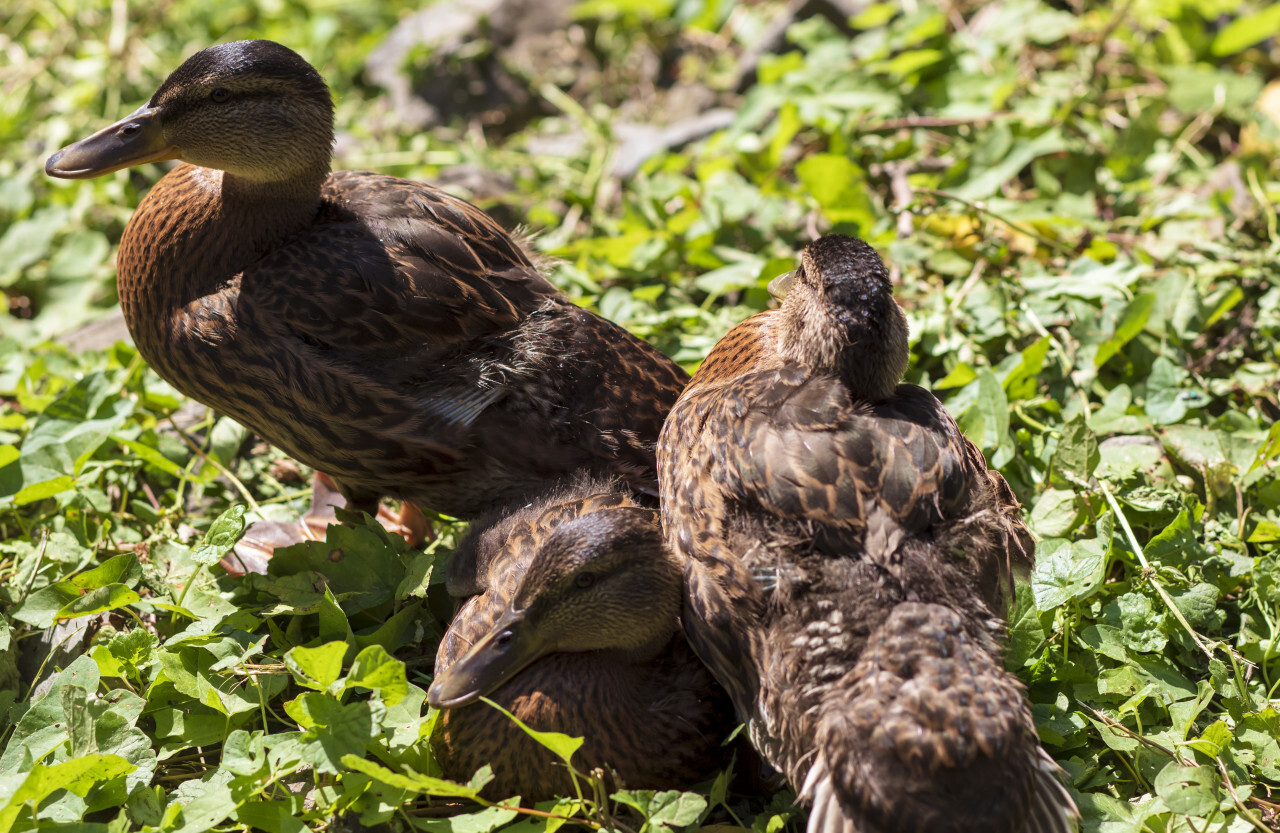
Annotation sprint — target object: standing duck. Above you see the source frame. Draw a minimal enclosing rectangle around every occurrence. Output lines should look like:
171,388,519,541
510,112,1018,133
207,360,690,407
45,40,688,522
657,235,1078,833
427,478,733,799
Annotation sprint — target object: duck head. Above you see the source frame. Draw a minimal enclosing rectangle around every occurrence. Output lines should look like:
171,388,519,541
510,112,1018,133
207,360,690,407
770,235,909,402
46,40,334,185
427,507,682,708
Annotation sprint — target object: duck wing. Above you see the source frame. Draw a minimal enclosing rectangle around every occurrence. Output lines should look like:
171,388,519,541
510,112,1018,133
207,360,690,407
268,171,562,348
699,368,1032,605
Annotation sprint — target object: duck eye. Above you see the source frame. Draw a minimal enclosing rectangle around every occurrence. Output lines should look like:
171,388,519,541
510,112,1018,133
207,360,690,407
573,573,595,589
209,87,231,103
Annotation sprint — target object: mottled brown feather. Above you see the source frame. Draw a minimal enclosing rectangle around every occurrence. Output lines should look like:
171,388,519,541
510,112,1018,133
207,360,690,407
658,235,1075,833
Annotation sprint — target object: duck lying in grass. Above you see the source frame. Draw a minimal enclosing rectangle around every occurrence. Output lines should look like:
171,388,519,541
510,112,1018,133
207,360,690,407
46,40,688,534
658,235,1079,833
428,478,733,800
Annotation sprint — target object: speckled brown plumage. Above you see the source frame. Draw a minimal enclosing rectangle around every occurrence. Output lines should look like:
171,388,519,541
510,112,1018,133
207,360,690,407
47,41,687,519
427,478,733,800
658,235,1077,833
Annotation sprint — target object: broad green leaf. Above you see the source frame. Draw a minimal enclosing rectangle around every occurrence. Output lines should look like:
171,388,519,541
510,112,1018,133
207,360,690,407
1031,512,1112,610
0,655,100,771
1153,762,1218,817
171,780,238,833
339,755,480,799
55,583,141,619
794,154,875,229
235,800,307,833
59,553,142,592
1249,422,1280,473
284,642,348,692
0,755,134,832
47,229,109,279
1094,292,1155,367
1051,413,1099,488
413,802,521,833
18,372,134,478
284,694,376,773
953,128,1066,200
345,644,408,706
191,504,247,566
613,789,708,829
115,436,187,477
1212,4,1280,55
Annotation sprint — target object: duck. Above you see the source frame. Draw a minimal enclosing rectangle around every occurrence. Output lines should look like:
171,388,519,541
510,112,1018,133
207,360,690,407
427,477,733,800
657,235,1078,833
45,40,688,524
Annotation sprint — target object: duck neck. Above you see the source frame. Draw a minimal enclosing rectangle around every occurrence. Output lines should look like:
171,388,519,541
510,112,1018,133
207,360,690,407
115,164,326,383
779,302,909,402
607,624,680,665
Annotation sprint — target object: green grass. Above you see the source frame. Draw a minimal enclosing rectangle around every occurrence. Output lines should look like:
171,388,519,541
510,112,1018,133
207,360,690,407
2,0,1279,830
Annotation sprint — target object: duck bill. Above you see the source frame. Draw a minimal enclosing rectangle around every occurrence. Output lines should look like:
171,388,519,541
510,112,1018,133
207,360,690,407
427,607,548,709
45,104,178,179
768,269,795,302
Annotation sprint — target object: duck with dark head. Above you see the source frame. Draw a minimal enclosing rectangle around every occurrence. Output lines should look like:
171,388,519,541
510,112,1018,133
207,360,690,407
46,40,688,525
658,234,1078,833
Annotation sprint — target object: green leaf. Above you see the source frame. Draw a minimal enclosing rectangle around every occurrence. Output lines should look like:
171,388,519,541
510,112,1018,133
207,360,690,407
55,583,141,620
284,694,376,774
1144,356,1189,425
1186,719,1232,758
63,553,142,591
1094,292,1155,367
284,641,348,692
1168,583,1222,632
344,644,408,706
957,367,1012,464
0,655,100,771
235,800,307,833
47,229,110,279
1029,488,1082,538
10,475,76,506
339,755,479,799
1249,421,1280,474
115,436,187,477
953,129,1066,200
612,789,709,829
18,372,134,479
1153,762,1218,817
171,780,238,833
1211,4,1280,55
1051,413,1099,488
794,154,875,229
1031,512,1112,610
0,755,135,832
191,504,247,566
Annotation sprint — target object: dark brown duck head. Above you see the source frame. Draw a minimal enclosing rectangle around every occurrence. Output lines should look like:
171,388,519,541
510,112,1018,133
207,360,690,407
46,40,334,190
427,506,682,708
770,235,909,402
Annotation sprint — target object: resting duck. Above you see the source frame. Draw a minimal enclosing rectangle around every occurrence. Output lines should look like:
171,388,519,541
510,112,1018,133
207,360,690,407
657,235,1078,833
45,40,687,522
427,479,733,799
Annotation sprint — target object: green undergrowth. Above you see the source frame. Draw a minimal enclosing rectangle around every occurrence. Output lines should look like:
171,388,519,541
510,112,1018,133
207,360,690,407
2,0,1280,831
